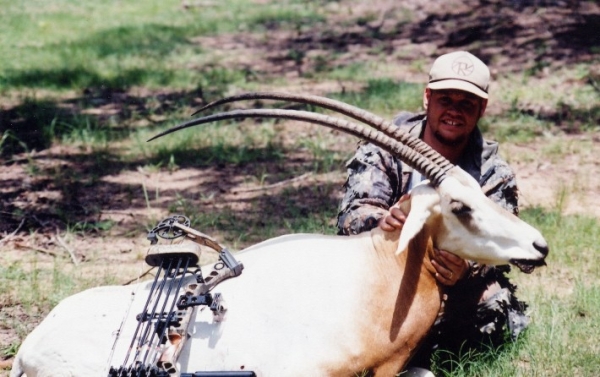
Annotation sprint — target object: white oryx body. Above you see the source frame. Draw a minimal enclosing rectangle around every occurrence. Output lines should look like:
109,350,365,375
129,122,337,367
11,168,548,377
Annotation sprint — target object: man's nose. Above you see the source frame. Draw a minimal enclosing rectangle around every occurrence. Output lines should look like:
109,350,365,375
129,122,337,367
447,103,461,114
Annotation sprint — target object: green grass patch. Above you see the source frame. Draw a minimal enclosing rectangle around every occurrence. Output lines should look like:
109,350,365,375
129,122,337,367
136,120,286,168
1,94,132,156
0,260,81,342
0,0,325,93
167,184,339,249
243,3,326,32
490,66,600,140
329,78,423,118
479,114,550,143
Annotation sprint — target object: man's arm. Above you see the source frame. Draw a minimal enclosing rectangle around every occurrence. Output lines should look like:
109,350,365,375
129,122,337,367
480,154,519,216
336,142,403,235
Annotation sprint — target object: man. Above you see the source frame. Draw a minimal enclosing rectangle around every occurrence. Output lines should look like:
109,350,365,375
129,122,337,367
336,51,529,370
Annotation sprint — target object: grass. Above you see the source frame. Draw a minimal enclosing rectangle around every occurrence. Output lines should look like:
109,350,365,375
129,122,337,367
0,257,116,357
329,78,424,117
134,121,288,170
1,0,600,375
0,0,327,94
491,65,600,140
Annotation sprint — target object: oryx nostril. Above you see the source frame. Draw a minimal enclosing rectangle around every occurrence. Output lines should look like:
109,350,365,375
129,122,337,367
533,239,549,256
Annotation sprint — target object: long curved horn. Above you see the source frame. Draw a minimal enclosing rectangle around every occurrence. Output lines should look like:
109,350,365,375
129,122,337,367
192,92,453,172
148,109,449,185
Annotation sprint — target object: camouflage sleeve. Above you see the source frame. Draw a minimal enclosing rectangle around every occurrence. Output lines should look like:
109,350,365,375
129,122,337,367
480,154,519,216
336,142,404,235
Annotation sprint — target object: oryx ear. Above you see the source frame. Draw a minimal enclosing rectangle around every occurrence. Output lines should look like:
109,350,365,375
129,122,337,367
396,184,439,255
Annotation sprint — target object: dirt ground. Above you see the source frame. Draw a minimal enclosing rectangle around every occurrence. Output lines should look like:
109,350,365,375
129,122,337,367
1,0,599,373
506,136,600,216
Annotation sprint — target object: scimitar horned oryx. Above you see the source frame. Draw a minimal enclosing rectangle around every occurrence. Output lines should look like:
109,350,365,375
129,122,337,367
11,92,548,377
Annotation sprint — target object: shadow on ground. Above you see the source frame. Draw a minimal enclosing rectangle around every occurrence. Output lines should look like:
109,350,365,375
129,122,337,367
1,0,599,239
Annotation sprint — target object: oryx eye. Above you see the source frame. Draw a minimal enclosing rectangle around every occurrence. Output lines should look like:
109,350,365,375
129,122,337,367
450,200,471,217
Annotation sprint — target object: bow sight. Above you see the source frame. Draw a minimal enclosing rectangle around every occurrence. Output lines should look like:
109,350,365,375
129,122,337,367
107,215,254,377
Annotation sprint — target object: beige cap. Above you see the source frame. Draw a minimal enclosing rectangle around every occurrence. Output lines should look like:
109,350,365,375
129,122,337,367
427,51,490,99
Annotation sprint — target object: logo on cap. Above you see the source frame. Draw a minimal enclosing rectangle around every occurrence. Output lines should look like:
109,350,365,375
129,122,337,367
451,56,474,77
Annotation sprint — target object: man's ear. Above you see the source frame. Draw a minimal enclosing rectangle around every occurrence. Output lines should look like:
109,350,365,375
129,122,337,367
423,88,431,110
479,98,488,118
396,184,439,255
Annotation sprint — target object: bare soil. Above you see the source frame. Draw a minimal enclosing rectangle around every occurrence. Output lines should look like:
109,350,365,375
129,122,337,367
1,0,599,372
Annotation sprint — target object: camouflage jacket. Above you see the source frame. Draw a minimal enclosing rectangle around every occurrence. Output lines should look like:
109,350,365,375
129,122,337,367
336,111,519,235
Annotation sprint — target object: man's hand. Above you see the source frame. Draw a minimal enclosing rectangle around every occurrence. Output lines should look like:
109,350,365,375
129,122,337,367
431,248,469,286
378,194,410,232
378,194,469,286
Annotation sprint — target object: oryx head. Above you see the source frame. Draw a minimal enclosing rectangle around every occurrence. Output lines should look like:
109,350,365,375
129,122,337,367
398,168,548,272
148,92,548,273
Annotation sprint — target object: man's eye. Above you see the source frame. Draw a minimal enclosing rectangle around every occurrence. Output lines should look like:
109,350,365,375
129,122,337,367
438,97,452,106
459,101,475,112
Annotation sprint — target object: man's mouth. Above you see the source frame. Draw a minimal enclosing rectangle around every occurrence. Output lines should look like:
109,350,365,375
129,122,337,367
441,119,461,127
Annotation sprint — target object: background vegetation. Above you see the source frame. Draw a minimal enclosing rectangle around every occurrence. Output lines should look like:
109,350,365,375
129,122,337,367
1,0,599,376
